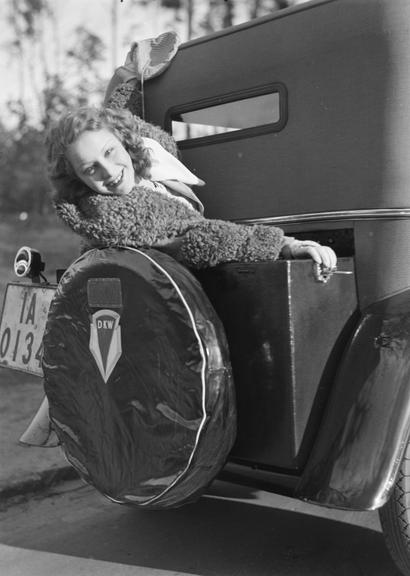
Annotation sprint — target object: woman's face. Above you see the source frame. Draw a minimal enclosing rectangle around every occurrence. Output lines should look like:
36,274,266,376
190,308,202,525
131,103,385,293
67,129,135,195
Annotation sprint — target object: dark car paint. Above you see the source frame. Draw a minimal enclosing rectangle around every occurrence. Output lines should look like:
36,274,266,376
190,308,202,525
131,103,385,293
297,289,410,509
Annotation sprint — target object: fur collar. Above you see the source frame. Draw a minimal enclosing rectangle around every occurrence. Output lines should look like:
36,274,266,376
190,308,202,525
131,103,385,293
55,185,204,248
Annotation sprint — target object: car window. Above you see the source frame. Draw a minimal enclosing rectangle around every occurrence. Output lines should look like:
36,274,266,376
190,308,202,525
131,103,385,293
168,84,287,146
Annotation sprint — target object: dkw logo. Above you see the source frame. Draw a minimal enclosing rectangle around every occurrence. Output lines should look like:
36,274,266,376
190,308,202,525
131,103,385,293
89,309,122,382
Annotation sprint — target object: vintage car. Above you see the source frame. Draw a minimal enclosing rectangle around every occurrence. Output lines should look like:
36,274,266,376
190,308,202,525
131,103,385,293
2,0,410,574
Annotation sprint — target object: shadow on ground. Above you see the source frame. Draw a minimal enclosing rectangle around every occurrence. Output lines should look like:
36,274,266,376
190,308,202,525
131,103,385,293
0,480,401,576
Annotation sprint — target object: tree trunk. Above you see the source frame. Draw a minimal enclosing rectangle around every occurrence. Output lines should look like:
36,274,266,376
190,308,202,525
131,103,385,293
111,0,119,71
223,0,234,28
10,0,27,104
250,0,262,20
186,0,193,40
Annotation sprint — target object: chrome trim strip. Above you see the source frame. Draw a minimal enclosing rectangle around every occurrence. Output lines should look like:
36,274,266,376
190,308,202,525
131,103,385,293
234,209,410,225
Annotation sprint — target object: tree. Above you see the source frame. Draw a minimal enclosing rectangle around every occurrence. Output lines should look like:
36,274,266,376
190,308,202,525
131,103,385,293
1,0,107,214
6,0,57,128
249,0,294,19
65,25,107,110
42,75,77,127
0,124,51,214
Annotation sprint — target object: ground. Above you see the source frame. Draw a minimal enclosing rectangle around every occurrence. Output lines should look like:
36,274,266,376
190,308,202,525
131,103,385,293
0,478,401,576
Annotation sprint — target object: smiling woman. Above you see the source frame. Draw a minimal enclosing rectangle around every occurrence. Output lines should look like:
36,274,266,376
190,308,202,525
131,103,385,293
66,129,136,195
46,105,336,269
47,107,155,203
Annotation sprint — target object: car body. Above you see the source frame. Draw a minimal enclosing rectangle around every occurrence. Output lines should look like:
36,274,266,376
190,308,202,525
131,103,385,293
142,0,410,512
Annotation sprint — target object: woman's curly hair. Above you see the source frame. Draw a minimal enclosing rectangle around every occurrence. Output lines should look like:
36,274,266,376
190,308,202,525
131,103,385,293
46,106,178,204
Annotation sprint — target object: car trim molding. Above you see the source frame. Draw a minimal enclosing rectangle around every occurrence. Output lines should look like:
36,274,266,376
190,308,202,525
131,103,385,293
235,208,410,225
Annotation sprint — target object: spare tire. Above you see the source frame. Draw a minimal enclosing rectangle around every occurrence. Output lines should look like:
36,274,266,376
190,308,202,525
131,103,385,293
43,247,236,509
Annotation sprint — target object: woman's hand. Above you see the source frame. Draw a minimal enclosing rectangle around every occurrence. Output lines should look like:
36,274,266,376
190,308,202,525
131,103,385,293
281,237,337,269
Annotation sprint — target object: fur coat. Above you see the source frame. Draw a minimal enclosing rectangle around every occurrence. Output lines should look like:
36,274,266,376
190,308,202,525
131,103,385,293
55,185,284,269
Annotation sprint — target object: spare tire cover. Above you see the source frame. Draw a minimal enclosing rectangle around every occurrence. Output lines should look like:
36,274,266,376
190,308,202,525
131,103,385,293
43,247,236,509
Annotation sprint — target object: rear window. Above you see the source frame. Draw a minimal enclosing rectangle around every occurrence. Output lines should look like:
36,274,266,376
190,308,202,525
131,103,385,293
166,83,287,147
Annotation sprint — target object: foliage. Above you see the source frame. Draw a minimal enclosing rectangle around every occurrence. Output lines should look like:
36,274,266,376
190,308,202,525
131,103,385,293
66,26,106,84
0,125,51,214
161,0,182,8
1,0,107,214
63,25,107,117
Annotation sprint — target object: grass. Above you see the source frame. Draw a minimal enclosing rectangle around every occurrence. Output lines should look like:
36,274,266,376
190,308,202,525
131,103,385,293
0,213,81,299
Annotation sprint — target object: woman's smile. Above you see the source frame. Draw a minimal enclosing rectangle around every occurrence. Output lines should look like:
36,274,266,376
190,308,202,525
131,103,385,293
67,129,135,195
106,168,124,190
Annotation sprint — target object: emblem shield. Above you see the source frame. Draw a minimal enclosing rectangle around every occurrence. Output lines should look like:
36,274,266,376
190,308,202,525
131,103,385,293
89,309,122,382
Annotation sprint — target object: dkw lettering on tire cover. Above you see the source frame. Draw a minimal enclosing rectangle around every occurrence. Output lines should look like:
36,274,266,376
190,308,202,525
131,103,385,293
89,309,122,383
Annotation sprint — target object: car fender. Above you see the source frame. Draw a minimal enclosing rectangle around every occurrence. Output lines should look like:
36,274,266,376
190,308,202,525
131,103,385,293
296,288,410,510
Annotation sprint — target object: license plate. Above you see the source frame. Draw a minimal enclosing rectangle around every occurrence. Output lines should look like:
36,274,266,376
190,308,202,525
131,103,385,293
0,283,56,376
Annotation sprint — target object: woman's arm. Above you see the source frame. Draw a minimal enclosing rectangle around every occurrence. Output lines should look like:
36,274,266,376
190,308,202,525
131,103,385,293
166,219,284,269
166,225,336,270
